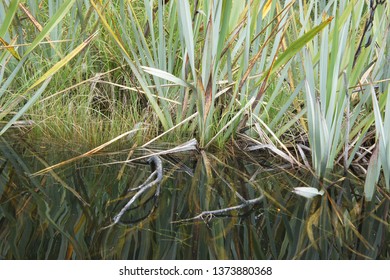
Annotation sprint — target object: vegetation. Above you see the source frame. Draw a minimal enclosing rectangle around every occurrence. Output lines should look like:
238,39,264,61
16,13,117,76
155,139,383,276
1,0,389,260
0,139,388,259
1,0,389,199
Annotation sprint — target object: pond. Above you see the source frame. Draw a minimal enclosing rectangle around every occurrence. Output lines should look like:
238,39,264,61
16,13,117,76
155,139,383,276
0,137,388,260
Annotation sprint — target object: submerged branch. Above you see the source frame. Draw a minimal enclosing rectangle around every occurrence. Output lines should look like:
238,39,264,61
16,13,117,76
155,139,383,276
112,155,163,225
174,195,265,223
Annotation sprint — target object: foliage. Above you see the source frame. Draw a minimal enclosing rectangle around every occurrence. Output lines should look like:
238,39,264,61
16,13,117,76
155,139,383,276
0,139,387,259
299,0,389,198
0,0,389,200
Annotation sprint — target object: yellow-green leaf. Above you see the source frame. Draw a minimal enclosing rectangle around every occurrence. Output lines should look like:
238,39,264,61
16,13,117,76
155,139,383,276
0,37,21,61
27,31,98,91
23,0,77,57
262,0,273,19
270,16,334,76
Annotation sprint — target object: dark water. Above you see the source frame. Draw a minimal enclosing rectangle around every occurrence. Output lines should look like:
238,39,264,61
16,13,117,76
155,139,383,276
0,137,388,259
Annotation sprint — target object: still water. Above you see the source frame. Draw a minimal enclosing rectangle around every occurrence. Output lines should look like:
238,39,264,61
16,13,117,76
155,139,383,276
0,137,388,259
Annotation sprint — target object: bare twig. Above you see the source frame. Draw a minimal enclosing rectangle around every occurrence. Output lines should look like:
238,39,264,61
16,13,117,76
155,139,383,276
174,195,264,223
113,155,163,225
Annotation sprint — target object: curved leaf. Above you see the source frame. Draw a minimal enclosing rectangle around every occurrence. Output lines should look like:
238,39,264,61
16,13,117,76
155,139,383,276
269,16,334,77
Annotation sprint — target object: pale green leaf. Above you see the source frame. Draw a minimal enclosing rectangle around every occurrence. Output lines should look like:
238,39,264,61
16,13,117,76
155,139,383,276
23,0,77,57
0,77,51,136
0,0,19,38
141,66,194,89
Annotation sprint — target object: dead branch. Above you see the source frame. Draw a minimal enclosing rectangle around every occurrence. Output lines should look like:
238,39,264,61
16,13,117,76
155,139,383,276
174,195,265,223
113,155,163,225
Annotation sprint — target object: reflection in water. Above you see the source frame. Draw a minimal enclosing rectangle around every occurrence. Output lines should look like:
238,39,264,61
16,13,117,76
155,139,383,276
0,137,388,259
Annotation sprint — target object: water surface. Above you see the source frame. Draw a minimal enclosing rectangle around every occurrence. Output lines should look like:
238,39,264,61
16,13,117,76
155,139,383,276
0,137,388,259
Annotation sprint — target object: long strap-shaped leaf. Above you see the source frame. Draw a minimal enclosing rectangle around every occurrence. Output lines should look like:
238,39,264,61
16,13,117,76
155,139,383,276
0,32,98,135
253,16,334,94
27,31,98,91
0,77,51,135
251,16,333,112
23,0,77,57
0,0,19,38
0,37,21,61
277,16,333,75
90,0,170,130
0,0,20,60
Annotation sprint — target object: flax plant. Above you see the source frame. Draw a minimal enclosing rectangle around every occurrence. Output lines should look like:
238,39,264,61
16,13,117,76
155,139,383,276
92,0,332,148
301,0,389,182
364,84,390,200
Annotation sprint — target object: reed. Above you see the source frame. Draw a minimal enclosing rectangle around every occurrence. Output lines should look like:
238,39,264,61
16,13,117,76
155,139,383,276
299,0,389,198
0,0,98,136
88,0,332,148
0,0,389,199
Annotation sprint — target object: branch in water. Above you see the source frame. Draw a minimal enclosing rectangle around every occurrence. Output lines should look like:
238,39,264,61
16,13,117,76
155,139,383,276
113,155,163,225
174,195,265,223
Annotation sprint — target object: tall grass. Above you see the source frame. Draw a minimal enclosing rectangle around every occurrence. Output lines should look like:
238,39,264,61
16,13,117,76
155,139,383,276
0,0,97,137
90,0,332,148
1,138,386,259
300,0,389,190
365,84,390,200
0,1,389,199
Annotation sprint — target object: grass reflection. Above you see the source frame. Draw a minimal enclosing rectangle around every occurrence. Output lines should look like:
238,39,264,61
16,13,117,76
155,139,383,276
0,138,388,259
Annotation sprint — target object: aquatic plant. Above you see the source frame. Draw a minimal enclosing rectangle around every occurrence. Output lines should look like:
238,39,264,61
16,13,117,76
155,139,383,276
301,0,389,191
0,138,387,259
0,1,97,136
0,0,389,200
88,0,333,148
365,84,390,200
